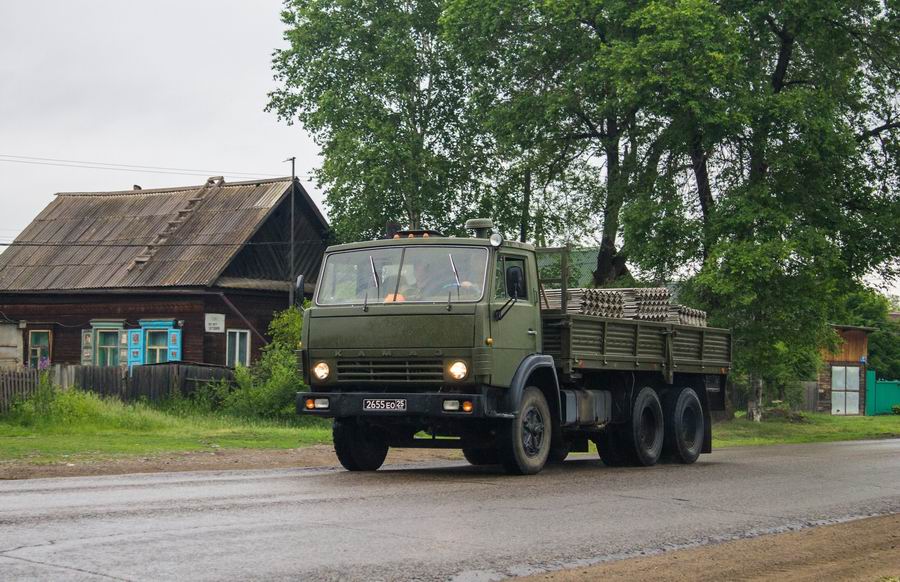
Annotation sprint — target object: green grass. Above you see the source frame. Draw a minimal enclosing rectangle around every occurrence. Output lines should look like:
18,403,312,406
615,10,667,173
0,388,331,465
713,412,900,448
3,387,899,467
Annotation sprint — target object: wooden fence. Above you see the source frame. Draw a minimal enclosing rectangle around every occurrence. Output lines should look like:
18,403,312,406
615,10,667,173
0,364,234,412
800,381,820,412
0,368,41,413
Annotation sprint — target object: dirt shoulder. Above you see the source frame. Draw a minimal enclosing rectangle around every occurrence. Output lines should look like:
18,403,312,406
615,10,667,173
518,513,900,582
0,445,461,480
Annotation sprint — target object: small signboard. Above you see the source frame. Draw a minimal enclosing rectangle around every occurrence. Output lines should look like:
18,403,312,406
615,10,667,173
205,313,226,333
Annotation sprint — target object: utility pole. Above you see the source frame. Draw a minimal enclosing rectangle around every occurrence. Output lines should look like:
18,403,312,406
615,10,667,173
285,157,296,308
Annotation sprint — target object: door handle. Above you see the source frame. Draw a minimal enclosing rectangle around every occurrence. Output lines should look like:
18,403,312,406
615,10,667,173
527,329,537,336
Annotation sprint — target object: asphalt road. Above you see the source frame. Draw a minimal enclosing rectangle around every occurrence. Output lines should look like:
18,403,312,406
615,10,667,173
1,440,899,581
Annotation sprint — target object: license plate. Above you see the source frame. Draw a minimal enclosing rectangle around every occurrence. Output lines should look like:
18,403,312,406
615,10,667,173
363,398,407,411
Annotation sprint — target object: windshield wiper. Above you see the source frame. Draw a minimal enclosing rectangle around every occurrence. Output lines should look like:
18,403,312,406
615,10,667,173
368,255,380,298
448,253,461,289
447,253,462,311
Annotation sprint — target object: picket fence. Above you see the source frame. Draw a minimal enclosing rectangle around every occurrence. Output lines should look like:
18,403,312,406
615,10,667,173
0,364,234,412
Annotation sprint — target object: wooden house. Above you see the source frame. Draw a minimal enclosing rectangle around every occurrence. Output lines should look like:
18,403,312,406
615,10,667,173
817,324,874,415
0,176,329,369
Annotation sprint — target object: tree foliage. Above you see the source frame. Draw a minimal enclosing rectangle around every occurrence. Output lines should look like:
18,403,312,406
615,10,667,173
270,0,900,409
444,0,900,410
269,0,489,240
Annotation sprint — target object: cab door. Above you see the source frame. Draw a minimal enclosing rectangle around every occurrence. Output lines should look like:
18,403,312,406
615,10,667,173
489,251,541,386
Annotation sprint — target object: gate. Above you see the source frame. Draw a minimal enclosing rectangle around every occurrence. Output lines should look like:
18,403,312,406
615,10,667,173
866,370,900,415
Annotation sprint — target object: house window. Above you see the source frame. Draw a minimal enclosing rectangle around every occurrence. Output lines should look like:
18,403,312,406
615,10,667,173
227,329,250,368
97,330,120,367
28,330,51,368
145,330,169,364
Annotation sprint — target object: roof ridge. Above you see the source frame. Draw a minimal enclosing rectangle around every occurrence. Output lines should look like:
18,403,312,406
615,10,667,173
55,176,293,197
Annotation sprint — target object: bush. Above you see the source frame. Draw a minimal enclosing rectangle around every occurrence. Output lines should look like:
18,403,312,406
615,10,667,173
213,306,307,420
892,404,900,415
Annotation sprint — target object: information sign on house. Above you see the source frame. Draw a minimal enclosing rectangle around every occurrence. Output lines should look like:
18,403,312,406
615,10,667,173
205,313,226,333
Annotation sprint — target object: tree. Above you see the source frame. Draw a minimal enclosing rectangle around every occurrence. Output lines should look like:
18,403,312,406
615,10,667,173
444,0,900,420
444,0,669,284
696,0,900,419
270,0,900,417
268,0,488,241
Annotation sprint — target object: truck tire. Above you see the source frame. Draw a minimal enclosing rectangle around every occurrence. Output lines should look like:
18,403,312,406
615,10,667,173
497,387,551,475
621,386,665,466
333,419,388,471
462,447,499,466
595,429,633,467
663,387,704,464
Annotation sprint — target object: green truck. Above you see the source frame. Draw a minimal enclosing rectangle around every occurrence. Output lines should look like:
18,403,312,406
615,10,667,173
297,219,731,475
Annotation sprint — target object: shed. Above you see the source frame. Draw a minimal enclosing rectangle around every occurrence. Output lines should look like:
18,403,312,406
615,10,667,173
817,324,874,415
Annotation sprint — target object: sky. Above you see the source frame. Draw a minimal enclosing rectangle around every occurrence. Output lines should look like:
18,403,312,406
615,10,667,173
0,2,896,297
0,0,323,241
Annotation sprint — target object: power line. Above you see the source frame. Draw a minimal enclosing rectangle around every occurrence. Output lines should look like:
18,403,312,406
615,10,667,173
0,157,277,179
0,240,326,248
0,153,284,177
0,154,317,180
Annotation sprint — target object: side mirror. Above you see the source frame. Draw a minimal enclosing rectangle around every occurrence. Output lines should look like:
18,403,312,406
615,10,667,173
506,266,525,299
294,274,305,306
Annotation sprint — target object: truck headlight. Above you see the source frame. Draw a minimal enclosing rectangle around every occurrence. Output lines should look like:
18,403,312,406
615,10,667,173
313,362,330,381
448,360,468,380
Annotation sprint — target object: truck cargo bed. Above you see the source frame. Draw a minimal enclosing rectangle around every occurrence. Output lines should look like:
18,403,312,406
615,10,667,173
541,311,731,380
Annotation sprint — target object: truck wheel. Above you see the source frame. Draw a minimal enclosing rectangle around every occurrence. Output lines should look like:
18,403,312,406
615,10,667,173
622,386,665,466
497,387,551,475
663,387,704,464
595,429,631,467
462,447,499,466
332,419,388,471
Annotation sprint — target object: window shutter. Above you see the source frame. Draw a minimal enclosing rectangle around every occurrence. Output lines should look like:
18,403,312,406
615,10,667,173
127,330,144,368
118,330,128,367
168,329,182,362
81,330,94,365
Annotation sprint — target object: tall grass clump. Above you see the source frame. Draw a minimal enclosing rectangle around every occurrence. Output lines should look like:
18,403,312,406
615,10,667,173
6,373,176,433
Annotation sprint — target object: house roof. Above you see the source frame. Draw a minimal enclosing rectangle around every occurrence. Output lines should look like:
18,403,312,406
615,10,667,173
0,177,327,292
831,324,876,333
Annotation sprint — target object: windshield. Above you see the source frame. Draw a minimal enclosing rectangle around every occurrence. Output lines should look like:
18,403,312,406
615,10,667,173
316,246,489,305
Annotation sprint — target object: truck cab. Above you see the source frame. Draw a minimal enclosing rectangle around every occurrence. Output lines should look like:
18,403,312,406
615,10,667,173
298,219,729,474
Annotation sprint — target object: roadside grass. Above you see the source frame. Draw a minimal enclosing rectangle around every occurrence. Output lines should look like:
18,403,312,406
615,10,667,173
0,388,331,465
713,412,900,448
3,385,899,467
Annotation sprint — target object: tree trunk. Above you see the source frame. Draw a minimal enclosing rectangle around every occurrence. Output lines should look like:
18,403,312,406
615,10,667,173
593,123,629,286
688,123,714,260
408,209,421,231
519,171,531,243
747,375,764,422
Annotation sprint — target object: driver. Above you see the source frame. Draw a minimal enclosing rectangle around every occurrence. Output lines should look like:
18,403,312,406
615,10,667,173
408,260,454,300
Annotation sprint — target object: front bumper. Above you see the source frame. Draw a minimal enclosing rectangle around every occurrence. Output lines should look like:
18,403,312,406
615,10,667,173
297,391,505,419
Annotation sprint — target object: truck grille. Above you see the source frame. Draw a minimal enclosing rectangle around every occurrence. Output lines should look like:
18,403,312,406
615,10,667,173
336,359,444,383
